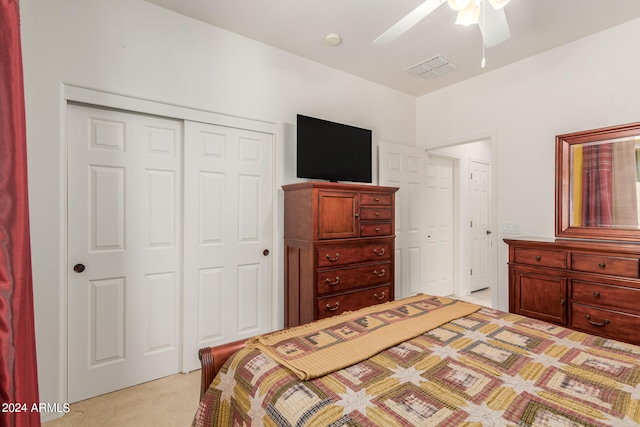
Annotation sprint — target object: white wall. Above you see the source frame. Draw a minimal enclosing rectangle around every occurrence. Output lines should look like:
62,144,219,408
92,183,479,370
19,0,416,416
416,17,640,311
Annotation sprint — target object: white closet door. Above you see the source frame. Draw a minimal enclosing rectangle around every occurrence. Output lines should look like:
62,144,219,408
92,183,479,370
67,104,182,402
182,121,274,372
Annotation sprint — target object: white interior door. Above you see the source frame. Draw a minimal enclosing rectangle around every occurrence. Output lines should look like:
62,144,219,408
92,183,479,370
470,160,492,292
378,141,426,298
425,155,454,296
67,104,182,402
182,121,274,372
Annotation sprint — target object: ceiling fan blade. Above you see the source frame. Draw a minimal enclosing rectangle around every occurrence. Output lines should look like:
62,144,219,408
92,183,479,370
479,3,510,47
374,0,447,45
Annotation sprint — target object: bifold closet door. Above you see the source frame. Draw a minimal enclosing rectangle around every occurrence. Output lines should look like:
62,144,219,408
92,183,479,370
182,121,274,372
67,104,182,402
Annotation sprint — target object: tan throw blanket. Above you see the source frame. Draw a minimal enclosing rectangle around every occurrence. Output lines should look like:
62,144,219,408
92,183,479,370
247,294,480,380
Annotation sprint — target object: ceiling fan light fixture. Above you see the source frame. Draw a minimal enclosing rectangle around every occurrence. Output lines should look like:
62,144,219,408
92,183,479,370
487,0,510,10
447,0,472,11
455,2,480,25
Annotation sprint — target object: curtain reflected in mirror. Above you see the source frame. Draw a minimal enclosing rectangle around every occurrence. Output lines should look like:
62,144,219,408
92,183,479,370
570,139,639,228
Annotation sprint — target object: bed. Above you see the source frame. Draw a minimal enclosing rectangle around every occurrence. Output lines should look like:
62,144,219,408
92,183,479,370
192,294,640,426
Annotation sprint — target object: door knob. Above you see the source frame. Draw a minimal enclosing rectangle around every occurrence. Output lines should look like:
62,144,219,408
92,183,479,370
263,249,269,256
486,230,492,235
73,263,86,273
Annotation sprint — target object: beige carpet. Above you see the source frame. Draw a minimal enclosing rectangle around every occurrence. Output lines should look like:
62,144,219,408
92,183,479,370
44,371,201,427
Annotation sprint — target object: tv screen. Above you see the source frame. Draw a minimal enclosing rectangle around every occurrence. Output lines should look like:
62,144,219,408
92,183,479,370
296,114,372,183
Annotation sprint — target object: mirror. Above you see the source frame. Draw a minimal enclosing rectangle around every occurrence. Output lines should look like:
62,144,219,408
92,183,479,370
556,122,640,241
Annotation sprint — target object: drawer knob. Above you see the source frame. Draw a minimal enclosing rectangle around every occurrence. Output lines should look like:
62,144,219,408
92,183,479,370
374,248,385,256
593,291,601,298
325,276,340,286
535,256,541,261
373,269,386,277
325,302,340,312
374,197,380,202
598,262,606,269
584,314,610,327
375,212,380,216
374,291,385,301
326,253,340,262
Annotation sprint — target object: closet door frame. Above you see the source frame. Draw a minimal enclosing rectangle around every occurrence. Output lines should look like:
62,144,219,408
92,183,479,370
61,84,278,391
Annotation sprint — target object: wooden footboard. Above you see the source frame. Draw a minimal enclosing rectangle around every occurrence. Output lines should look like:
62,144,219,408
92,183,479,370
198,339,248,399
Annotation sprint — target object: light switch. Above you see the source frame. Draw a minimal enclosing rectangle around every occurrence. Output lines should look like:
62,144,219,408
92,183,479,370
501,222,520,234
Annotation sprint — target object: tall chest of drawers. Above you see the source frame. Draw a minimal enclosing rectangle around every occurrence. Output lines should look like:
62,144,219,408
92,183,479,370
505,237,640,345
283,182,398,327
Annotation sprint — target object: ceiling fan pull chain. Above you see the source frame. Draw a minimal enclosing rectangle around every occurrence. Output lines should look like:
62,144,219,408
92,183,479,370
481,0,486,68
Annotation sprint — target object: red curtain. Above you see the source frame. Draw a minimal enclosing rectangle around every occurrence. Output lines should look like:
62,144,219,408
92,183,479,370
582,143,613,227
0,0,41,426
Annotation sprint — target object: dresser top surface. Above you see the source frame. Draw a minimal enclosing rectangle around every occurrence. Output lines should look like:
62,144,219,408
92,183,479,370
282,181,398,193
504,236,640,254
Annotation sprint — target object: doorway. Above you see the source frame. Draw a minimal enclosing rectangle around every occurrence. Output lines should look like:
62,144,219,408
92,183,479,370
426,138,496,305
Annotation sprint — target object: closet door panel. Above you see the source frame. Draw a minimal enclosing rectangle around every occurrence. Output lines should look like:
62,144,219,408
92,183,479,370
183,121,274,371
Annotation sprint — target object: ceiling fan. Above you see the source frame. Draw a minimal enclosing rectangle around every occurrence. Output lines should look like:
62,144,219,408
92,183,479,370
374,0,512,48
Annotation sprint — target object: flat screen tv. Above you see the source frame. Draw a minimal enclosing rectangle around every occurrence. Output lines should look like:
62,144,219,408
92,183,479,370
296,114,372,183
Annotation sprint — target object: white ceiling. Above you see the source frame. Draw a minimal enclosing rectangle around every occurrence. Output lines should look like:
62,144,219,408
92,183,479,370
144,0,640,96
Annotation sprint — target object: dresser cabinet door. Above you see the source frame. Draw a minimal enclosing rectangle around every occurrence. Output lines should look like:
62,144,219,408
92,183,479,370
317,191,358,239
512,269,567,324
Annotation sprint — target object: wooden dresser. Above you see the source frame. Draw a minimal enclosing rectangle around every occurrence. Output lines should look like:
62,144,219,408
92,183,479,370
283,182,398,327
505,237,640,345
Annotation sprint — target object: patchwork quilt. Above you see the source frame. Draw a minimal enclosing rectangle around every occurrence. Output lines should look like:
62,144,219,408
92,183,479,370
193,299,640,426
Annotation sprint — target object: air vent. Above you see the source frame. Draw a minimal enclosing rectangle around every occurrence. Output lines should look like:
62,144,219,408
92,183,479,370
406,55,457,79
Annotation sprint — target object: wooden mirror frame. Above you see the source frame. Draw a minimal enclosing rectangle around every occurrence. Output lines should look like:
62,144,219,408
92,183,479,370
556,121,640,241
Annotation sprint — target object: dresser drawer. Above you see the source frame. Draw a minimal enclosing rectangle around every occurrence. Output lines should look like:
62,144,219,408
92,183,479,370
360,207,392,221
571,303,640,345
317,262,391,295
360,193,392,206
317,285,391,319
571,253,640,278
513,248,567,269
360,222,393,237
317,242,391,268
572,281,640,313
